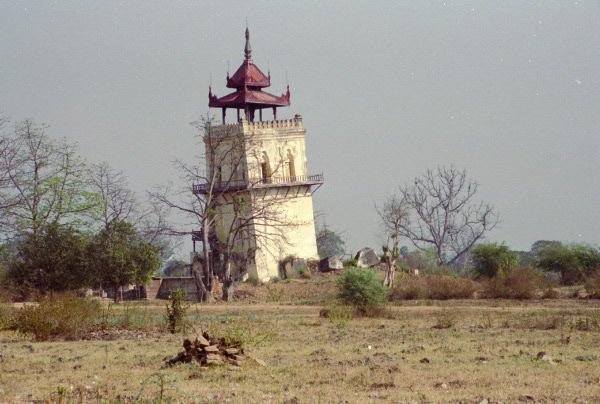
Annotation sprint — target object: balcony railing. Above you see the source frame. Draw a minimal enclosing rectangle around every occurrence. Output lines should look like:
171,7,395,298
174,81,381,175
193,173,324,194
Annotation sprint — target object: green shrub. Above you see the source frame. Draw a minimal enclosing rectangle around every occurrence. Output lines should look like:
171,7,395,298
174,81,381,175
165,289,189,334
344,258,358,267
337,268,389,315
389,274,476,300
11,296,100,341
480,267,542,299
471,243,518,278
298,267,312,279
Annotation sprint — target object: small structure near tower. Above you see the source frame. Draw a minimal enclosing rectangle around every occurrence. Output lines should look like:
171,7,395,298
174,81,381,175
195,28,323,282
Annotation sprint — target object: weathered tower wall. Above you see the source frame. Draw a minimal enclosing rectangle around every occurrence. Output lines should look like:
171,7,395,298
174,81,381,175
205,116,320,280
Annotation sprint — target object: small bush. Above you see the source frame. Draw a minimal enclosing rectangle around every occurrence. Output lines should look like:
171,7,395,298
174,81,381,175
265,284,285,302
165,289,189,334
207,315,274,349
297,267,312,279
480,267,542,299
539,275,561,299
540,287,560,299
344,258,358,268
247,276,261,287
433,309,458,329
337,268,389,316
389,274,476,300
330,307,352,329
321,300,353,329
11,296,100,341
584,271,600,298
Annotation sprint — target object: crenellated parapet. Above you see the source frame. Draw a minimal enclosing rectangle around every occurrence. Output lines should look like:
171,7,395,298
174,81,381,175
245,114,303,130
206,114,304,139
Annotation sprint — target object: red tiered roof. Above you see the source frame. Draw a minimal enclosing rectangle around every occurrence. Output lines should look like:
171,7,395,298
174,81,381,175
209,28,290,124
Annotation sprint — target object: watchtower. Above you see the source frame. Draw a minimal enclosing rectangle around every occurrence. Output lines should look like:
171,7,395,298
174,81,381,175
194,29,323,280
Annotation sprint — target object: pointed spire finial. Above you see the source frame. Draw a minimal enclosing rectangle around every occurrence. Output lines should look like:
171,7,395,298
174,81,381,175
244,26,252,61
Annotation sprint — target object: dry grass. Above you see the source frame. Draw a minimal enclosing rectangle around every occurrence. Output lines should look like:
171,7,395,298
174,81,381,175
390,274,477,300
0,299,599,403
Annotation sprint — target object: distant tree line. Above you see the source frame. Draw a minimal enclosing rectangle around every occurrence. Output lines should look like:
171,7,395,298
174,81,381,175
472,241,600,286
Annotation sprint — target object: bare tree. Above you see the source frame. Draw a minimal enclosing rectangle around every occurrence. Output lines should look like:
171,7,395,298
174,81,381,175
376,195,408,287
150,116,297,302
216,185,296,301
86,162,141,229
393,166,499,266
0,114,20,214
0,119,96,238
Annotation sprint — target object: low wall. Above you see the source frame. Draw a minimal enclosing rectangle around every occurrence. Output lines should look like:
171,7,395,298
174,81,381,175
147,277,197,300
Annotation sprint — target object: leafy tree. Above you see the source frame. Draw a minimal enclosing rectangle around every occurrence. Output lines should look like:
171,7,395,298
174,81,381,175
535,243,600,285
531,240,562,257
511,241,562,268
86,161,142,230
471,243,518,278
0,119,97,238
163,260,190,277
6,223,89,298
88,220,162,303
0,114,19,214
316,224,345,258
390,166,499,266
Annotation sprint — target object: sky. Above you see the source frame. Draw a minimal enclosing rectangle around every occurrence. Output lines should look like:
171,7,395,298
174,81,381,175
1,1,599,257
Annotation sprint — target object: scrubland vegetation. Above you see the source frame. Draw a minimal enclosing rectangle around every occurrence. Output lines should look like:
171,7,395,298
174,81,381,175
1,268,599,403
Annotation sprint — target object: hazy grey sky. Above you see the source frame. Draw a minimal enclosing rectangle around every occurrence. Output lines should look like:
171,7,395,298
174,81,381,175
1,1,599,256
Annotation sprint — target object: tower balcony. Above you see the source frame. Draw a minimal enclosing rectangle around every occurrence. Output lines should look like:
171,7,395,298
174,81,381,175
192,173,324,195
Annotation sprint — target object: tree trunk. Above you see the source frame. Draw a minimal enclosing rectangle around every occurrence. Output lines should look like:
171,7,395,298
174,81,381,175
383,250,396,288
113,286,121,304
196,217,215,303
222,261,234,302
193,267,214,303
383,240,399,288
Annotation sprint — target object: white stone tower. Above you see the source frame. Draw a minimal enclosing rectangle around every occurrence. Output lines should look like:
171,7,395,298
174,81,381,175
194,29,323,280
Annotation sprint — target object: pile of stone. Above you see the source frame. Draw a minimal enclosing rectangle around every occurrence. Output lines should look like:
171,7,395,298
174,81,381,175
165,331,247,367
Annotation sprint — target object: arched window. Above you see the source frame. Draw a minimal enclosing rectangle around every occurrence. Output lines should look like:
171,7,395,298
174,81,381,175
286,149,296,181
260,151,271,183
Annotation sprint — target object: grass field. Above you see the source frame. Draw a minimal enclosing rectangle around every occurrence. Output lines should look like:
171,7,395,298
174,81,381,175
1,292,599,403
